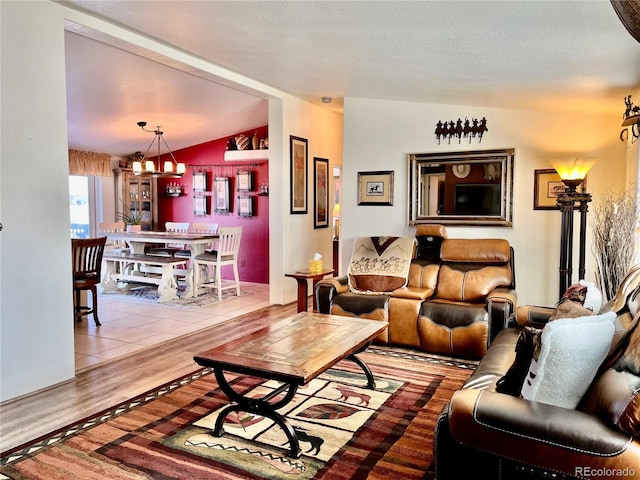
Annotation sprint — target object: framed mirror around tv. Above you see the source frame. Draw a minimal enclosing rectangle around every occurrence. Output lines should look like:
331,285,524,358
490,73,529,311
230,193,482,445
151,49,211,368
408,148,514,227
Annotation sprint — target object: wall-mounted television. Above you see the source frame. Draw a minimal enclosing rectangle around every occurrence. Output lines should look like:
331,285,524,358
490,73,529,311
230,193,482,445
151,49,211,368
454,184,501,215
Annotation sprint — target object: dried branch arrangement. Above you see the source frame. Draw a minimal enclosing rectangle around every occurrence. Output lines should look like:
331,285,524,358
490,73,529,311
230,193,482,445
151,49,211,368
591,185,639,302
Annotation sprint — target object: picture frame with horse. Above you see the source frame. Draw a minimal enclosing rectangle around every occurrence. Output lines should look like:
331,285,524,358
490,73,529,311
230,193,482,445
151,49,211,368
357,170,394,206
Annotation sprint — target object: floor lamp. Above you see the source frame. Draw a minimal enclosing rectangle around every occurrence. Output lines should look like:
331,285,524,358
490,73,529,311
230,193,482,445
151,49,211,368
551,158,596,300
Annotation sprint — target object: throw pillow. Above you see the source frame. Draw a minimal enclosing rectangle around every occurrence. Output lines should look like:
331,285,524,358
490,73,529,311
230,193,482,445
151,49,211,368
579,279,602,313
520,311,616,409
497,300,593,397
495,326,541,396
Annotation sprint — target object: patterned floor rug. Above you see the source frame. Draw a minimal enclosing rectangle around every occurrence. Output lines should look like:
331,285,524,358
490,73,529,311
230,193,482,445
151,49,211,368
0,346,476,480
99,282,252,308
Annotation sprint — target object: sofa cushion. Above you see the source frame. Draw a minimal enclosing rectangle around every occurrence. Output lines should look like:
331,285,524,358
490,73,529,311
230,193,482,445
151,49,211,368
520,312,616,409
347,236,415,294
440,238,510,264
436,265,512,302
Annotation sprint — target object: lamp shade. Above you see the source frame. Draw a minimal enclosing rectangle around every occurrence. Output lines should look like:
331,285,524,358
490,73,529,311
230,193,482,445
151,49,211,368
333,203,341,218
550,157,596,182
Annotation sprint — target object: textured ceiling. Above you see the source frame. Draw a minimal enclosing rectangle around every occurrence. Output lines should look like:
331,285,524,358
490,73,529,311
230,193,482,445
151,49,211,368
61,0,640,157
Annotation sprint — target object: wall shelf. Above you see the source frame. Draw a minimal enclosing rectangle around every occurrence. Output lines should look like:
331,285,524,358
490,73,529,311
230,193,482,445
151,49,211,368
224,150,269,162
163,192,184,197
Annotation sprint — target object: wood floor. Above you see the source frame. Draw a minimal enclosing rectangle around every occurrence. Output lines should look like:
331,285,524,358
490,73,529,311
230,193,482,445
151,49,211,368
0,300,299,455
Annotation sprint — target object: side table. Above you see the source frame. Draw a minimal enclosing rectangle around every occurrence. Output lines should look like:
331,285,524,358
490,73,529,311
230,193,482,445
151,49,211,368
285,269,335,312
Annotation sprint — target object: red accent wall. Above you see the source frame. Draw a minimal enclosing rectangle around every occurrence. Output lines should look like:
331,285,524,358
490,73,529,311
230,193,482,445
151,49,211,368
156,126,269,284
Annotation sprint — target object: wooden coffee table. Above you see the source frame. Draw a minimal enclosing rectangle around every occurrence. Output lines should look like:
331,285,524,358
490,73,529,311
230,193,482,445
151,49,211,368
193,312,387,458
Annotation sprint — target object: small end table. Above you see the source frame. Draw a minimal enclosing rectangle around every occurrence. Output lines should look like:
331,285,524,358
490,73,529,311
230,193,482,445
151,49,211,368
285,269,335,312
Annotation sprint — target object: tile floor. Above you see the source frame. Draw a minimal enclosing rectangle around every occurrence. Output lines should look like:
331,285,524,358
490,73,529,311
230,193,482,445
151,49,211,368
74,282,271,371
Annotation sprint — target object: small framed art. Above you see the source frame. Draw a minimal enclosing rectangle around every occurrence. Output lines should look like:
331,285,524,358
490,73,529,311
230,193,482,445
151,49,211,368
193,171,207,193
193,195,208,216
533,169,582,210
214,176,231,214
314,157,329,228
238,196,253,217
290,135,308,214
237,170,253,193
357,170,394,206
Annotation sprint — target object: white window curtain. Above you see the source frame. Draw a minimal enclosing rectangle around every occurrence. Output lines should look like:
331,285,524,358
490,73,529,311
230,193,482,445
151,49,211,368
69,149,111,177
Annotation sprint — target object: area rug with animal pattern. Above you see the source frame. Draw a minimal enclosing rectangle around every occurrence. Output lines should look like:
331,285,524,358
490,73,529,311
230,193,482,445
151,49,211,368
0,346,476,480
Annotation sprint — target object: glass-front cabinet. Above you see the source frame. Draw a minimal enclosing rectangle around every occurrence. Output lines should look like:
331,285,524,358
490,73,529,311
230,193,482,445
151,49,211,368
114,168,157,230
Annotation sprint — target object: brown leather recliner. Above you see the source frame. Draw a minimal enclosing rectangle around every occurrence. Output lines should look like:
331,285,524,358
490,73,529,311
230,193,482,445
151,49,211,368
433,271,640,479
316,227,516,359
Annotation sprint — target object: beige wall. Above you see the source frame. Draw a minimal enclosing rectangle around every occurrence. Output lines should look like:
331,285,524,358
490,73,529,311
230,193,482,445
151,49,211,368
342,97,629,307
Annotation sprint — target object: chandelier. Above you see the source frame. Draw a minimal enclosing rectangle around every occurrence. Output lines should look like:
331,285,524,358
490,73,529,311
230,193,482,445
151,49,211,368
132,121,186,176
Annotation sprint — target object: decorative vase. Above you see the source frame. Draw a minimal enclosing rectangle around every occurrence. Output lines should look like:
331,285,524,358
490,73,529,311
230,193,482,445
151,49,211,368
252,132,259,150
127,225,142,232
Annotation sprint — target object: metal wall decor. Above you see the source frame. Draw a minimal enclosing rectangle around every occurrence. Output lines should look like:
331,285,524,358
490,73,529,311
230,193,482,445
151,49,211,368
621,95,640,142
435,117,488,144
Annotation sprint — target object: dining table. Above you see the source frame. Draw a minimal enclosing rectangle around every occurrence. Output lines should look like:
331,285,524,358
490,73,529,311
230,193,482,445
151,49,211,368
102,230,219,302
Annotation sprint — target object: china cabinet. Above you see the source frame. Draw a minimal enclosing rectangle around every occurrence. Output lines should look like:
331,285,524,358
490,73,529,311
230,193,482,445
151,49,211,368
114,168,158,231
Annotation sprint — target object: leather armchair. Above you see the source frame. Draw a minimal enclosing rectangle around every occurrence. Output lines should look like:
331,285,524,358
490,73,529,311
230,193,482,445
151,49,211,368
434,277,640,479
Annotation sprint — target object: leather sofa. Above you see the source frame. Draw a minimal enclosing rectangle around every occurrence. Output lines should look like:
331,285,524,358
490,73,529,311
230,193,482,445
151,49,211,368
433,267,640,479
315,226,516,359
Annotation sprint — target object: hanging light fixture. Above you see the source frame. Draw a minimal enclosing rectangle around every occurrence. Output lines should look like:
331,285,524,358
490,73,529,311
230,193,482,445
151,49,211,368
132,121,186,176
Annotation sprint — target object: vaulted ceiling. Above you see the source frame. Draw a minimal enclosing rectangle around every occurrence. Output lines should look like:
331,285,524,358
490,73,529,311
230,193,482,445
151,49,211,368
61,0,640,158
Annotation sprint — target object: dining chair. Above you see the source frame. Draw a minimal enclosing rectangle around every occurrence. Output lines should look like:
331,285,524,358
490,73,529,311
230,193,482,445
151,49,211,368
175,222,219,259
72,236,107,326
147,221,190,257
98,221,129,253
193,226,242,300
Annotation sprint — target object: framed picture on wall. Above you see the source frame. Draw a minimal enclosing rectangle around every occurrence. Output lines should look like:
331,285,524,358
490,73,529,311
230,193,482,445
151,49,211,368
237,170,253,193
290,135,308,214
193,171,207,193
214,176,231,214
314,157,329,229
193,195,208,216
357,170,394,206
238,196,253,217
533,169,584,210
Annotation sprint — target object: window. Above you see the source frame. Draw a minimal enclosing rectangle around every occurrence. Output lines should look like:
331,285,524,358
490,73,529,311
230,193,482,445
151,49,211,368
69,176,99,238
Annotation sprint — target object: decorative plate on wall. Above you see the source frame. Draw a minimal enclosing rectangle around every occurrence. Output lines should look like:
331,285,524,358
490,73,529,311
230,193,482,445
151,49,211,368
452,164,471,178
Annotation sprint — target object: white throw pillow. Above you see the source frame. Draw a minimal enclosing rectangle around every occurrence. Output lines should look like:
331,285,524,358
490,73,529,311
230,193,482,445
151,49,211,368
520,311,616,409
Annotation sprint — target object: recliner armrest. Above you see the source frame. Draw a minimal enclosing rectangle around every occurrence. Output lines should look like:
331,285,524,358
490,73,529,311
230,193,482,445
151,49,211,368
317,276,349,293
515,304,554,328
487,287,516,342
448,389,640,477
315,276,349,314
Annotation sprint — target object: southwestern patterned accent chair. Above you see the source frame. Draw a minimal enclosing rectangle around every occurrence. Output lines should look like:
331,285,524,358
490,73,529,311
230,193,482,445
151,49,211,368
315,226,517,359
